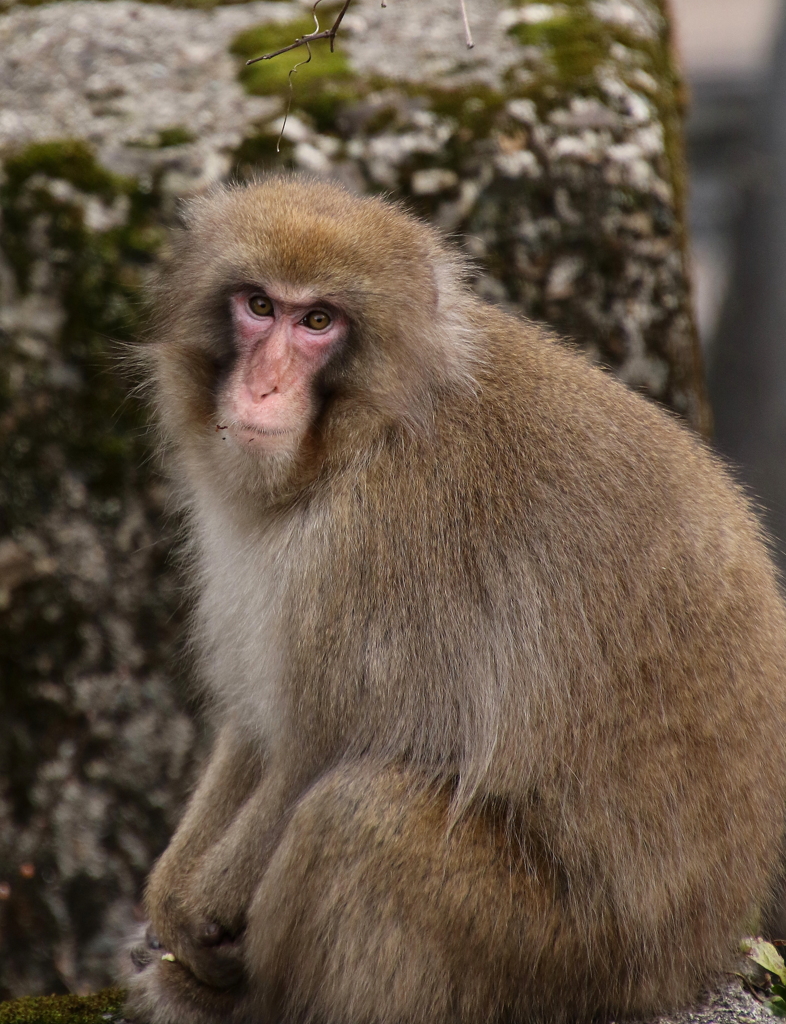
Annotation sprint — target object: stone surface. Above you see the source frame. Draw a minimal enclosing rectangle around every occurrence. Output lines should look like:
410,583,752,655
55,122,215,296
652,980,778,1024
0,0,706,1000
0,979,775,1024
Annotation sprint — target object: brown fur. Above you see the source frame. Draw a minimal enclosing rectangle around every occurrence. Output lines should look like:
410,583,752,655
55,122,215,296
124,175,786,1024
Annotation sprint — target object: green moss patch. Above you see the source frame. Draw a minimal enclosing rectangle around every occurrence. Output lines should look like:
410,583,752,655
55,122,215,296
232,130,295,177
155,126,196,147
127,127,196,149
0,139,162,524
503,0,669,96
0,988,125,1024
507,8,611,85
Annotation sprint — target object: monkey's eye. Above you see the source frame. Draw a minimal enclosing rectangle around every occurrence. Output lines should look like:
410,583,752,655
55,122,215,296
248,295,273,317
303,310,332,331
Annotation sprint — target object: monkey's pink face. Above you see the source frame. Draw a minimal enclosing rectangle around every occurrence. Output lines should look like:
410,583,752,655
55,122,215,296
218,287,347,453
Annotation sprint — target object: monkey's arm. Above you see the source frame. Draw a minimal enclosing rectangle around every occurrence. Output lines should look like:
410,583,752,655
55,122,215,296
147,723,263,886
142,725,263,969
141,733,314,990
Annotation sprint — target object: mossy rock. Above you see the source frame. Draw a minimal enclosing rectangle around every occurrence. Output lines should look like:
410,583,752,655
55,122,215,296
0,136,195,998
0,0,293,10
0,989,125,1024
0,139,161,518
231,11,357,133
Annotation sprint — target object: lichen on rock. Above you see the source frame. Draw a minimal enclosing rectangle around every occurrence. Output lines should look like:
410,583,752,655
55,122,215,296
0,138,197,997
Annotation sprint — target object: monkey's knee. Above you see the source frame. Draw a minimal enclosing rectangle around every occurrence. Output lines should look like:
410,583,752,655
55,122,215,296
243,764,537,1024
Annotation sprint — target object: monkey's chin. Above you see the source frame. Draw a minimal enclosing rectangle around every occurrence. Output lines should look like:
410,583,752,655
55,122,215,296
209,421,306,500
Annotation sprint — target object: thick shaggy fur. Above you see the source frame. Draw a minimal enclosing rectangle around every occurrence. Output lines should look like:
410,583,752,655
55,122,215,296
125,176,786,1024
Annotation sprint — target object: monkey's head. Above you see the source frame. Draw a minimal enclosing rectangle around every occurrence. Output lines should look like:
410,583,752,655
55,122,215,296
148,176,477,504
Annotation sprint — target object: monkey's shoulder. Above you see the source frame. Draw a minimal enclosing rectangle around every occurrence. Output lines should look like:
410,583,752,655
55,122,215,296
441,316,708,492
374,314,764,571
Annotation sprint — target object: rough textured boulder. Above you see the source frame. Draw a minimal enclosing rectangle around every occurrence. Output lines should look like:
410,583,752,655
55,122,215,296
0,0,706,999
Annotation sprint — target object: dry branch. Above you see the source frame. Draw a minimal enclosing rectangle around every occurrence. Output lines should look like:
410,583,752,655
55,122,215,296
245,0,473,66
246,0,353,65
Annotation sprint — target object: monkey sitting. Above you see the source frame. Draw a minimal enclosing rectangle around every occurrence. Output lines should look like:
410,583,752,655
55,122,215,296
124,176,786,1024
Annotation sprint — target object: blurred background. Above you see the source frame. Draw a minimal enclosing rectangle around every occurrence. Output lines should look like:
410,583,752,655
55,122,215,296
672,0,786,566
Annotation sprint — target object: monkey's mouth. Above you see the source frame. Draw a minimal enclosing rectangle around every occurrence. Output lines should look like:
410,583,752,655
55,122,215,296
216,421,296,439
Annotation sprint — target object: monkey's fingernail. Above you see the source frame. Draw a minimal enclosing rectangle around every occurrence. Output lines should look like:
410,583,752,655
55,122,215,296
161,953,177,962
146,928,162,950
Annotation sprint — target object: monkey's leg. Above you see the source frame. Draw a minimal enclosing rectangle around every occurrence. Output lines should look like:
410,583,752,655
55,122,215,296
126,761,537,1024
128,760,725,1024
242,762,596,1024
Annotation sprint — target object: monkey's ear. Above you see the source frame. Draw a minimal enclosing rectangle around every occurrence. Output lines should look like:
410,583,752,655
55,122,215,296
429,241,476,312
177,185,233,230
176,195,207,230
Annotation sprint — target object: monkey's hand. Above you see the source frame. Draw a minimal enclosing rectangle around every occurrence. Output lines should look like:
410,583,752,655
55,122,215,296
123,925,247,1024
143,888,247,991
139,813,259,990
143,767,292,993
141,821,265,991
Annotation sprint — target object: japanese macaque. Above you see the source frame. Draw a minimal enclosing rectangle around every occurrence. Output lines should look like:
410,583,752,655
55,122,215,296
124,175,786,1024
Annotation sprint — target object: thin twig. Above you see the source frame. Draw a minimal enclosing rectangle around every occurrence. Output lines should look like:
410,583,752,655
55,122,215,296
246,0,353,65
277,40,314,152
326,0,352,52
458,0,474,48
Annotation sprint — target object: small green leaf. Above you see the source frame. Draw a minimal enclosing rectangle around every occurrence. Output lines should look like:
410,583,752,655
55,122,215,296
744,938,786,984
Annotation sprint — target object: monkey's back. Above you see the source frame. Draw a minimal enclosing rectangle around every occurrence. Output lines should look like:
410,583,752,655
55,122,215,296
310,303,786,775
